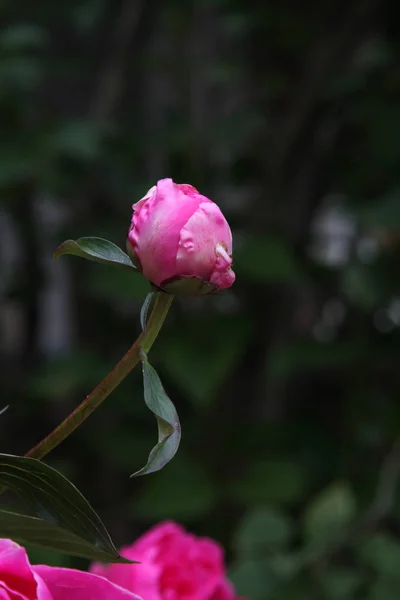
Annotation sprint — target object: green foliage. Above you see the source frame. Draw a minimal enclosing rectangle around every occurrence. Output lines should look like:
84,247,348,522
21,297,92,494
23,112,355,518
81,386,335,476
358,534,400,579
302,482,357,546
54,237,136,270
0,455,130,562
317,569,363,600
132,351,181,476
24,543,73,567
0,509,131,562
230,559,280,600
234,508,293,556
0,24,49,51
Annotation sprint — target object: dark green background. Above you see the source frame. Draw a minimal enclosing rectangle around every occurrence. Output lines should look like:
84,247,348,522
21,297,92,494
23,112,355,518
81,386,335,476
1,1,400,598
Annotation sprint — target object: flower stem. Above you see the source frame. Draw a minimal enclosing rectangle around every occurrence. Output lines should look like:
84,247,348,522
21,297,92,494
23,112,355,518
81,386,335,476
25,292,173,460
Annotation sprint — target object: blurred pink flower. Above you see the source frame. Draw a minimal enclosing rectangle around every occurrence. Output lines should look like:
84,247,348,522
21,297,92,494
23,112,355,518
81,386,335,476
0,538,142,600
127,179,235,295
91,521,244,600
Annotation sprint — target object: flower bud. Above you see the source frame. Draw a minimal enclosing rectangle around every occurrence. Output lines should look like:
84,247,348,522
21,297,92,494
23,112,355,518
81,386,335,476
127,178,235,295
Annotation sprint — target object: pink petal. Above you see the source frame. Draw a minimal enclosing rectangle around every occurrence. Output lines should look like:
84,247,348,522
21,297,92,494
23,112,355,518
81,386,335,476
209,243,235,290
207,579,237,600
91,523,183,599
129,179,201,286
33,566,143,600
176,201,233,282
131,522,184,557
0,540,40,600
90,561,161,600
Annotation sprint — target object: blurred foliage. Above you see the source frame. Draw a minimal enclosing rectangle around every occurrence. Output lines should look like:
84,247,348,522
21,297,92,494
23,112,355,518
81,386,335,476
1,0,400,598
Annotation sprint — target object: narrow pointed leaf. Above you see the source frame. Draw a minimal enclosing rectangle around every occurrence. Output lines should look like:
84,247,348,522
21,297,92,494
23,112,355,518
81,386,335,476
131,353,181,477
0,509,134,562
54,237,136,269
140,292,154,331
0,454,122,561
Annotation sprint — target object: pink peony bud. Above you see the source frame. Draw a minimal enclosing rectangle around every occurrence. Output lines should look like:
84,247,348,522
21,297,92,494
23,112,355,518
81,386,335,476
127,179,235,295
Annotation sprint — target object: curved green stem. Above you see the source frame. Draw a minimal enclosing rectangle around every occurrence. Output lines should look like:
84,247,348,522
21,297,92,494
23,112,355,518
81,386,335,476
25,292,173,460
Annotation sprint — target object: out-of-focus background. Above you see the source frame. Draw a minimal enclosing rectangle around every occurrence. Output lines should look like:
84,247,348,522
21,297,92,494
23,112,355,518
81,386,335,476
1,0,400,598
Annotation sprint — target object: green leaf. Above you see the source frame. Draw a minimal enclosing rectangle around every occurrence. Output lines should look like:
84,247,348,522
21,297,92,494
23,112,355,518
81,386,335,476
342,265,385,312
234,507,293,557
358,533,400,579
317,568,363,600
303,482,357,545
0,509,132,563
54,237,136,270
25,542,72,567
0,25,48,50
131,352,181,476
0,454,127,562
229,559,280,600
367,577,400,600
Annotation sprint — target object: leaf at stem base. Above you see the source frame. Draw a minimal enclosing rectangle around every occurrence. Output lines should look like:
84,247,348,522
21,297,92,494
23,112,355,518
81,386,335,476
54,237,136,270
131,352,181,477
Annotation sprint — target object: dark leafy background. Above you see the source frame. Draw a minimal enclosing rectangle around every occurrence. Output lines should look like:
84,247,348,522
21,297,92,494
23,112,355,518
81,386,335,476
1,0,400,598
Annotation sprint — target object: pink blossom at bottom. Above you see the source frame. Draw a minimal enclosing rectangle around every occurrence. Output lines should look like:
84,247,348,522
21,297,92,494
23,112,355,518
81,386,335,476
91,521,245,600
0,539,142,600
